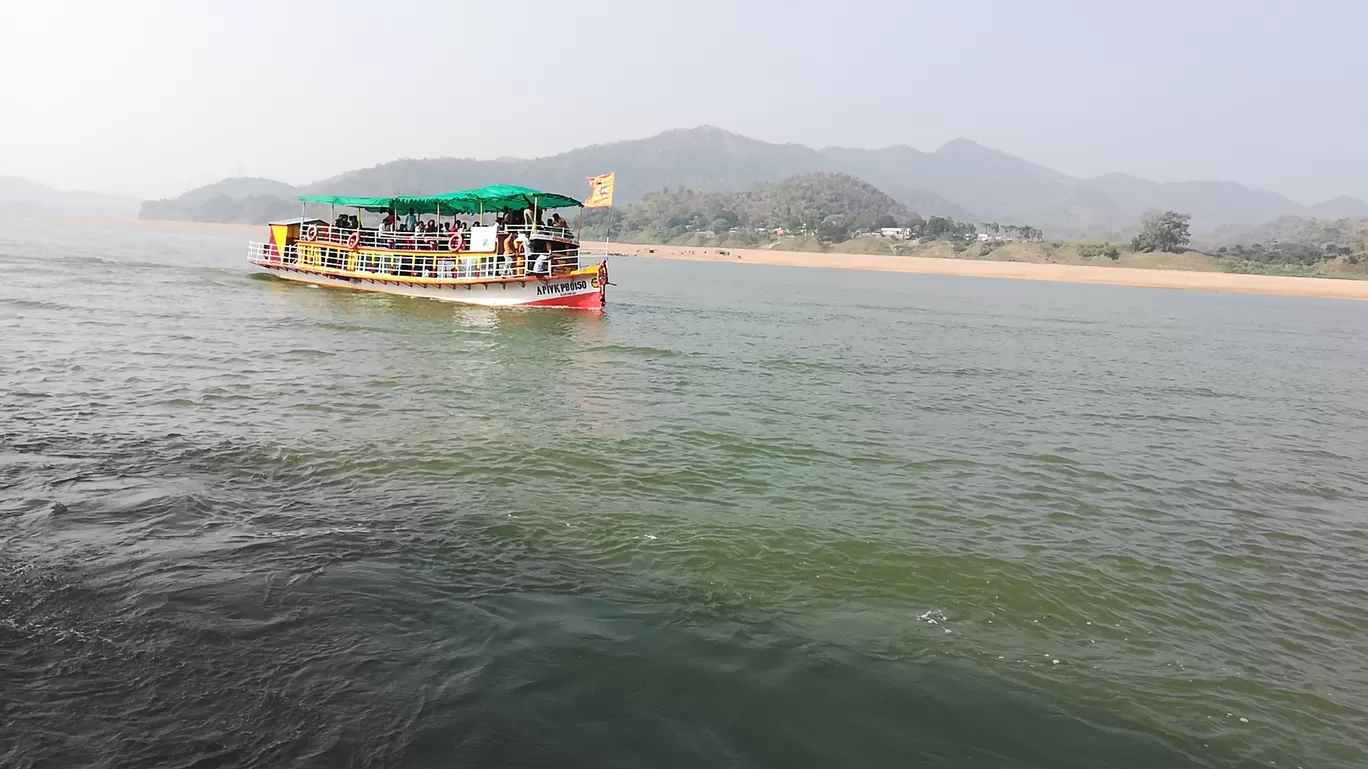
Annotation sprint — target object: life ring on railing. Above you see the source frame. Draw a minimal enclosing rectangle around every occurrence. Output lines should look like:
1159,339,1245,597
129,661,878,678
346,231,360,250
304,224,318,241
448,233,463,252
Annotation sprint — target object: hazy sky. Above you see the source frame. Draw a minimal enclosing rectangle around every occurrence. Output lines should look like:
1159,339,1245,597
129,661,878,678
2,0,1364,202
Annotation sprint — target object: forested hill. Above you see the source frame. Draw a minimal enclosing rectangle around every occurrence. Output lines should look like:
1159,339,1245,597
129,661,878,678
1202,215,1368,250
138,177,301,224
137,126,1368,234
582,173,996,247
595,173,915,243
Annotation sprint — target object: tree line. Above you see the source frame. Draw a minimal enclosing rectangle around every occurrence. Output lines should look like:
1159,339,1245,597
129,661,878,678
583,173,1043,246
979,222,1043,241
1098,209,1366,269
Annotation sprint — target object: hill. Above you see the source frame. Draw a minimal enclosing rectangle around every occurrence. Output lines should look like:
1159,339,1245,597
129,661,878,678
139,127,1368,234
0,176,139,219
817,139,1114,228
139,177,300,223
596,173,920,245
1202,215,1368,249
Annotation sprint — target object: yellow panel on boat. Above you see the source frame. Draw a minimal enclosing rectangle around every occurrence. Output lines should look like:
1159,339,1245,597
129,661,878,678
269,223,292,252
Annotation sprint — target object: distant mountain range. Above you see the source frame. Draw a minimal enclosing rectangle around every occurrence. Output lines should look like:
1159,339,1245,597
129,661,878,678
120,126,1368,234
0,176,139,219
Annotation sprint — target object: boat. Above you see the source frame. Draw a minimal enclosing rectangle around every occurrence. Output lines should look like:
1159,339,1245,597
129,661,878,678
247,184,608,310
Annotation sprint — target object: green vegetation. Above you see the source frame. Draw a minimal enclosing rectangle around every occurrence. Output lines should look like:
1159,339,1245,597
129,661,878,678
1195,215,1368,274
603,191,1368,280
979,222,1043,242
584,173,991,246
1078,242,1122,260
1131,211,1192,253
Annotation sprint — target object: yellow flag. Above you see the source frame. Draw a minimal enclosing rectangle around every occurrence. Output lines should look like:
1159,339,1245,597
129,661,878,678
585,172,616,208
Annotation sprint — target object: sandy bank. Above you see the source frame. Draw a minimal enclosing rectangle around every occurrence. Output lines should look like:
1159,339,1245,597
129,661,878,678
610,243,1368,302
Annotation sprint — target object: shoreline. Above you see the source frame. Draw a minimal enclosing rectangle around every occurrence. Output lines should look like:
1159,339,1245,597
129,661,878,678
26,217,1368,302
609,243,1368,302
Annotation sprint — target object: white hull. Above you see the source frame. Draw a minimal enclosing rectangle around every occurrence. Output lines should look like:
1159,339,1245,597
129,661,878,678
251,261,605,309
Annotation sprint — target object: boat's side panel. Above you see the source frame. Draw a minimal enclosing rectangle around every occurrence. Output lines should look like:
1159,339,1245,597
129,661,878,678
257,264,605,309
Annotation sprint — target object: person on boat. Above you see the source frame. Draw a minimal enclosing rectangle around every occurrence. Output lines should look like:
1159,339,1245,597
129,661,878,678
404,208,418,231
383,210,397,230
549,212,567,232
496,231,513,265
519,232,530,268
424,219,439,252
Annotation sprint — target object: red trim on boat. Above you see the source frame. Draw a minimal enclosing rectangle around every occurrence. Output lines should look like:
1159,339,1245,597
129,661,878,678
522,289,605,310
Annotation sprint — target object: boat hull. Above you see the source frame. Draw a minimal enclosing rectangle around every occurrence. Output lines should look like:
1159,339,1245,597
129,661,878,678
250,260,606,310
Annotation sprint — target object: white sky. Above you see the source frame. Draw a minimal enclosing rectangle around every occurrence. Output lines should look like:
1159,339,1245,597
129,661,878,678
1,0,1364,203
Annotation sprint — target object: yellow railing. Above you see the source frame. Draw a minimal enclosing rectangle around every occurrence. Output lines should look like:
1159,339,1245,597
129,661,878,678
248,242,598,281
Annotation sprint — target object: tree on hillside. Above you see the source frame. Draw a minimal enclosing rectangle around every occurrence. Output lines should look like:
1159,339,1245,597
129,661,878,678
875,213,898,229
924,215,976,242
1131,211,1192,253
817,215,850,243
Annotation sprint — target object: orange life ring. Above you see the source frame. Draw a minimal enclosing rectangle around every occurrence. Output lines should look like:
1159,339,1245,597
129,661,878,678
449,232,463,252
346,231,360,250
304,224,318,241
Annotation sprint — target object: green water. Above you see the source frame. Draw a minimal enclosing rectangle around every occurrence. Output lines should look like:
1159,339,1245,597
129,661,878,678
2,217,1366,767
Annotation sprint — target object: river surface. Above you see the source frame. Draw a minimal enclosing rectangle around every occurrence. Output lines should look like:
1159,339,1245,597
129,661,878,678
2,217,1367,768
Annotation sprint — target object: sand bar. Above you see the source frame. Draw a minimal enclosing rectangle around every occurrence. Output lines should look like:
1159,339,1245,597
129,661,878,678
611,243,1368,302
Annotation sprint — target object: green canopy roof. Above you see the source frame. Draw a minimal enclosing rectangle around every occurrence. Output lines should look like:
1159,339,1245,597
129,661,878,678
445,184,582,213
298,184,581,215
295,195,400,213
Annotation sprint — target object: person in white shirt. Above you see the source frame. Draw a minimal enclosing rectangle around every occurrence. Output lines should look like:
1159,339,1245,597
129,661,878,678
527,234,556,276
509,232,529,275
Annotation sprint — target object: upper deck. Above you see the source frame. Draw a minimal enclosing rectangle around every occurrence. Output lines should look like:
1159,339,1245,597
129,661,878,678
258,183,593,277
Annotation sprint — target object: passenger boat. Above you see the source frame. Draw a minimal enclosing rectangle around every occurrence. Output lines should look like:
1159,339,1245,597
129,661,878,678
247,184,608,310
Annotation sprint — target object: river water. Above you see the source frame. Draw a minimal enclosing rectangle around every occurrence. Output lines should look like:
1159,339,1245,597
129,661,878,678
2,217,1366,768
